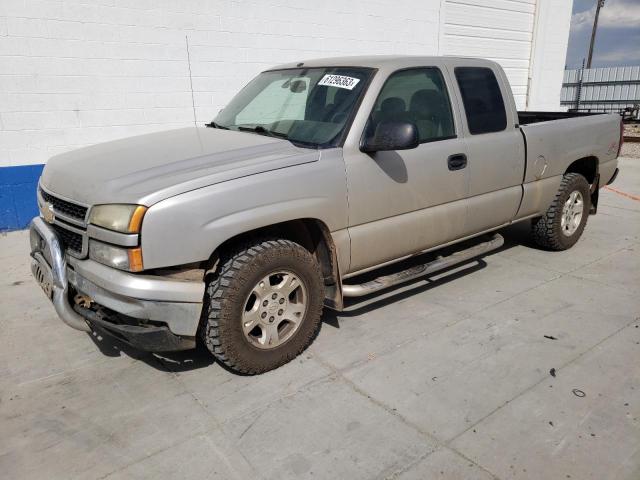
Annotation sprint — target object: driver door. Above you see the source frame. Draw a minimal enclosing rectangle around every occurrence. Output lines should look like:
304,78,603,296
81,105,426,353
344,66,470,274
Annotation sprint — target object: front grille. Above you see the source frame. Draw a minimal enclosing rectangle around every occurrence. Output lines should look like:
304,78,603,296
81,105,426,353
40,188,88,221
52,224,83,254
39,188,89,257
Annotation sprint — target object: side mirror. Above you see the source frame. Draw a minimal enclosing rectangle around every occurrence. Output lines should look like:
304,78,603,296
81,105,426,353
361,121,420,153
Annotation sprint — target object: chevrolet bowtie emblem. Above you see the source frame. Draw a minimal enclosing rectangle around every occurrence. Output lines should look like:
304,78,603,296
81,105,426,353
42,202,55,224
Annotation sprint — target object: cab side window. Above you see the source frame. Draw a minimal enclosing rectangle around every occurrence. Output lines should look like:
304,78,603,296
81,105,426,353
454,67,507,134
367,68,456,143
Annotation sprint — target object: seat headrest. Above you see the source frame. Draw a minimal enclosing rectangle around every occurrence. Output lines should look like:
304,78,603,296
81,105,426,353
410,89,445,117
380,97,406,114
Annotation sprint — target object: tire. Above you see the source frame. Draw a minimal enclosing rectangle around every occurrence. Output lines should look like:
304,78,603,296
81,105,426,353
201,238,324,375
531,173,591,251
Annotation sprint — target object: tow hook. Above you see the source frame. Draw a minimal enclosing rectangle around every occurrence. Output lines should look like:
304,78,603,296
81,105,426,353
74,294,94,309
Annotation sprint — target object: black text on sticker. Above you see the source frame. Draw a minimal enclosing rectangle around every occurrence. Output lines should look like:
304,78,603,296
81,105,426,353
318,74,360,90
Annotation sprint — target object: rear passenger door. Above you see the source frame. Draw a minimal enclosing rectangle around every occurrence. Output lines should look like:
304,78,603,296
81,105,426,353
344,66,470,273
449,61,525,235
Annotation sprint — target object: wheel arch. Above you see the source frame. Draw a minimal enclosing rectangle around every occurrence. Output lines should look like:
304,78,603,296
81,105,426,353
565,156,598,184
208,218,344,310
565,156,600,213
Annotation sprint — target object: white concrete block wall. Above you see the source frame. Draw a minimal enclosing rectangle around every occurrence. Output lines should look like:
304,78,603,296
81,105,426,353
0,0,444,168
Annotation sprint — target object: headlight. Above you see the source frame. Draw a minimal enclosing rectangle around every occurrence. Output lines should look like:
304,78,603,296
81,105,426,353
89,204,147,233
89,240,144,272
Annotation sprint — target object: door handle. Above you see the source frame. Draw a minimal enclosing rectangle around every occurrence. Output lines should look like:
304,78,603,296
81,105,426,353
447,153,467,171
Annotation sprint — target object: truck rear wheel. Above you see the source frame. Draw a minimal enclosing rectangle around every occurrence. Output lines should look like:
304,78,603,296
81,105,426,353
201,238,324,374
531,172,591,251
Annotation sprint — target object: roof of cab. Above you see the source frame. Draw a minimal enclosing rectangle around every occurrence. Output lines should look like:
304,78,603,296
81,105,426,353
269,55,496,71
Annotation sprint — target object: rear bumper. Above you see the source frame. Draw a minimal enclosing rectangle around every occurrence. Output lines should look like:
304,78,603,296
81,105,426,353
600,158,618,187
606,167,619,185
29,217,204,351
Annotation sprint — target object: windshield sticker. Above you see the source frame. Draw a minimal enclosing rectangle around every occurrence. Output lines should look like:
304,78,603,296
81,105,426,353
318,74,361,90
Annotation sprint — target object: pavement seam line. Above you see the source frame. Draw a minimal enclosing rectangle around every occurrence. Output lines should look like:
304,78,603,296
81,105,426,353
446,315,640,448
567,272,638,297
323,270,562,375
203,360,335,429
376,448,436,480
97,428,260,480
494,252,566,274
92,357,265,480
311,354,503,480
150,354,224,430
15,355,117,387
563,245,637,276
496,242,636,293
149,355,273,479
97,435,197,480
94,368,265,480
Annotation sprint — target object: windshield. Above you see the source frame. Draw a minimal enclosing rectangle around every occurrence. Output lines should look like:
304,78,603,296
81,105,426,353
212,67,373,148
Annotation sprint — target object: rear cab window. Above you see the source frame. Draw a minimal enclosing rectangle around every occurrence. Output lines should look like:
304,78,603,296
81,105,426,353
454,67,507,135
365,67,456,144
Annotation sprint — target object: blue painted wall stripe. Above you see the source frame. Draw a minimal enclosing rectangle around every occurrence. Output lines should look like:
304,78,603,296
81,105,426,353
0,164,44,231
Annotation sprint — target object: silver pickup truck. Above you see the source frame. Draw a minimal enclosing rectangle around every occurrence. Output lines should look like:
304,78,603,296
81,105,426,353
30,56,623,374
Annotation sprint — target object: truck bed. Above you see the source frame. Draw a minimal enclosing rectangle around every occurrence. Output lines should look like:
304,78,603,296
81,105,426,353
518,111,620,186
518,111,604,125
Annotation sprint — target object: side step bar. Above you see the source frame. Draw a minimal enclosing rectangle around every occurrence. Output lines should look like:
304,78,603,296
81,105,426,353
342,234,504,298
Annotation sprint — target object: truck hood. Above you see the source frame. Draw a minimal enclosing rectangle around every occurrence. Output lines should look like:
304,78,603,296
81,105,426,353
40,127,319,206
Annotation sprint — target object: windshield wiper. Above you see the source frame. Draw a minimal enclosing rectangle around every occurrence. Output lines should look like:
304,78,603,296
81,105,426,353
206,121,229,130
236,125,289,140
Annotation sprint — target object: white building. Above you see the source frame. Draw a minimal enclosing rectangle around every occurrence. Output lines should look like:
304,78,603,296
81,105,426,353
0,0,573,229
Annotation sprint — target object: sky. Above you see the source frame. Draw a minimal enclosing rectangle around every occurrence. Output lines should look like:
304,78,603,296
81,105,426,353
565,0,640,69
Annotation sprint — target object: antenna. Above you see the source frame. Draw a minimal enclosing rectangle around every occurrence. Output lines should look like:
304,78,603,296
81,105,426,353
586,0,605,69
185,35,197,127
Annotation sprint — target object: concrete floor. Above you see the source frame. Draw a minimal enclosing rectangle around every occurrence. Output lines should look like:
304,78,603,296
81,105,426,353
1,158,639,480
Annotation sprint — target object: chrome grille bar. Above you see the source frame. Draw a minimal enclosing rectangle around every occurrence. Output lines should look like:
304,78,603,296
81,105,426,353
37,185,89,258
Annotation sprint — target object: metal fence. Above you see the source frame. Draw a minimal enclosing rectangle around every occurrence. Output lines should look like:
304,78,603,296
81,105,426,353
561,65,640,116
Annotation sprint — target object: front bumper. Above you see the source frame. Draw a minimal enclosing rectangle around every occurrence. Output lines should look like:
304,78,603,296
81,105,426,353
29,217,205,351
30,217,91,332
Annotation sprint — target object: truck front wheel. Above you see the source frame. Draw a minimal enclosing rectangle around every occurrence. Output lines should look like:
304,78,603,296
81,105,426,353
531,172,591,251
201,238,324,374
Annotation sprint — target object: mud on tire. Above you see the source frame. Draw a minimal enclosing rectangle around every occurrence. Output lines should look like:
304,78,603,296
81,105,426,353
200,238,324,375
531,172,591,251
